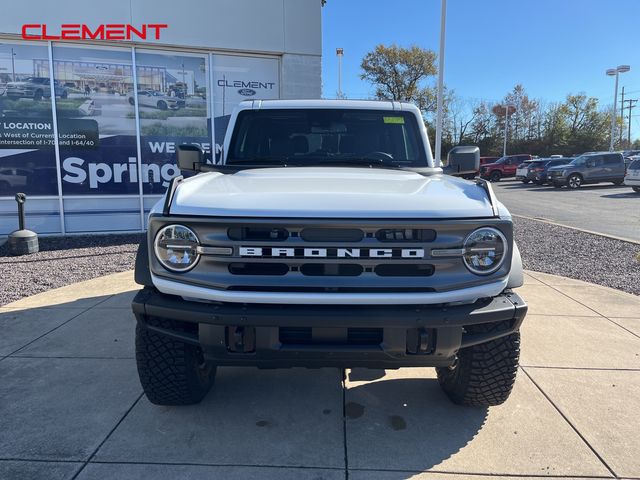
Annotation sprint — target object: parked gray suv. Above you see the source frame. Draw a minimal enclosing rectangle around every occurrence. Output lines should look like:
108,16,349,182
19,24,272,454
547,152,625,189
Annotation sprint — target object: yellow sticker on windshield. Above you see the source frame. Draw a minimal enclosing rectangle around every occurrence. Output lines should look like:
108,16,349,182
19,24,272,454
383,116,405,124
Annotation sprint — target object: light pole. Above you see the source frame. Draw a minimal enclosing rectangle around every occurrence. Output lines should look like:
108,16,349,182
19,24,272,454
434,0,447,167
606,65,630,151
11,47,16,82
503,105,516,157
494,104,516,157
336,48,344,99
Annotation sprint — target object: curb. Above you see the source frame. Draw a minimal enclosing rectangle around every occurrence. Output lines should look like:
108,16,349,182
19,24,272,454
513,214,640,246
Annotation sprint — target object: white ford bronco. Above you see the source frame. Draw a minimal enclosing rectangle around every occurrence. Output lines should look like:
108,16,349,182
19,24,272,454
132,99,527,407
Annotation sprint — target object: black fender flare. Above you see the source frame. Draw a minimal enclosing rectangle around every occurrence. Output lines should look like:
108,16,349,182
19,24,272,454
134,239,153,287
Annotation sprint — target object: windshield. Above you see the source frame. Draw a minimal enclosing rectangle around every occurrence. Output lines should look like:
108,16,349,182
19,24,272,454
570,155,591,167
227,109,428,167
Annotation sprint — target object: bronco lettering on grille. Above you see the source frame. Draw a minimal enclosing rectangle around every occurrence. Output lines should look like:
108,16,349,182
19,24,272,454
239,247,425,259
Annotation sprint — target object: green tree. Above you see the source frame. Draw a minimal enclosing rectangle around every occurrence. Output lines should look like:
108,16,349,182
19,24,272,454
360,44,438,112
562,94,610,154
541,102,569,156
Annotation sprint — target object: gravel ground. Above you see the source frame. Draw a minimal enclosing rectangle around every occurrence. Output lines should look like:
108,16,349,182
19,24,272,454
513,217,640,296
0,219,638,306
0,234,142,306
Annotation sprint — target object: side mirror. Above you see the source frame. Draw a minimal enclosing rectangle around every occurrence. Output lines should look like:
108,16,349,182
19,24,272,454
176,144,203,171
444,146,480,176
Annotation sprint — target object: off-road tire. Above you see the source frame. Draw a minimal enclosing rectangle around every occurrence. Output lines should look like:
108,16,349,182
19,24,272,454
136,318,216,405
567,173,582,189
436,322,520,407
489,171,501,182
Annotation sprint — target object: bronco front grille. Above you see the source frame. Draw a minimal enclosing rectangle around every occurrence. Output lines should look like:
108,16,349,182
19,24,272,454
149,217,513,294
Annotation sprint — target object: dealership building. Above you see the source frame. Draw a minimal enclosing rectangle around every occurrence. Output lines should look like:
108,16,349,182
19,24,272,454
0,0,322,235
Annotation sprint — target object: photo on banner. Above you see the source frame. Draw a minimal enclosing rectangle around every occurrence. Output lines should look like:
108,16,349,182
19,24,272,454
0,41,58,197
135,50,210,193
51,44,138,196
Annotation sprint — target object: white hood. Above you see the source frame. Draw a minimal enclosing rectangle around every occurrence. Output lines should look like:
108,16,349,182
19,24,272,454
169,167,495,218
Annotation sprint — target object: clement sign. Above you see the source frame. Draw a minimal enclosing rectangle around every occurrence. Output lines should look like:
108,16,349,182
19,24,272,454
21,24,168,41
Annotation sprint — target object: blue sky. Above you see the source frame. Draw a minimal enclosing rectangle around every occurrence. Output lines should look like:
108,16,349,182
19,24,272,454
322,0,640,139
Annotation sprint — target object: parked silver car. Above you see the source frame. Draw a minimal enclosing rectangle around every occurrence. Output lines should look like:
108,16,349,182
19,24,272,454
128,90,184,110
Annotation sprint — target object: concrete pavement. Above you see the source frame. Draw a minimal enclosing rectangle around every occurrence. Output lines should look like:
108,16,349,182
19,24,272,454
0,271,639,479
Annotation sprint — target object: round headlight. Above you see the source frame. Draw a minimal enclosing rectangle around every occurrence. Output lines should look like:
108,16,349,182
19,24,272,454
154,225,200,272
462,227,508,275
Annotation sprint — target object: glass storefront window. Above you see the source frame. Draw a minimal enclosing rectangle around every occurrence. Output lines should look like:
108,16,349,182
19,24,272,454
0,42,58,197
135,50,210,195
211,54,280,159
0,41,282,235
52,45,138,196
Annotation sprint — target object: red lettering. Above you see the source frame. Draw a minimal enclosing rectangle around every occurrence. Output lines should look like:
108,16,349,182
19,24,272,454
126,24,146,40
21,23,166,41
41,24,60,40
81,24,105,40
60,24,81,40
105,24,125,40
147,24,168,40
21,24,41,40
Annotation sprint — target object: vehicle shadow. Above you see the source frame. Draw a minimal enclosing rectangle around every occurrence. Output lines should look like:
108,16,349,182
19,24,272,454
600,191,640,199
344,373,489,473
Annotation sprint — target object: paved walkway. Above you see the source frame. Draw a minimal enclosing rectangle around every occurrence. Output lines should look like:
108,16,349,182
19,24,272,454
0,271,639,480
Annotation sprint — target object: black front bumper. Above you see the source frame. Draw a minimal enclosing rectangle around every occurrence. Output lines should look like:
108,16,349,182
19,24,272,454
132,288,527,368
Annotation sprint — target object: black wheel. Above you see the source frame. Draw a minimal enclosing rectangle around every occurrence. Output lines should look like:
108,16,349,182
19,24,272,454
521,179,530,184
612,180,623,186
633,187,640,193
33,89,43,101
489,171,501,182
128,97,135,105
437,322,520,407
566,173,582,189
157,100,168,110
136,317,216,405
534,180,544,185
60,90,68,99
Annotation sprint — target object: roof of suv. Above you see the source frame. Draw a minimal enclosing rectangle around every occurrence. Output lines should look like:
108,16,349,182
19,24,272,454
237,99,418,112
581,151,621,156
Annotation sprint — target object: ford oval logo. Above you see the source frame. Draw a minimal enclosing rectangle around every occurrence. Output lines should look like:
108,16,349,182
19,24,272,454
238,88,256,96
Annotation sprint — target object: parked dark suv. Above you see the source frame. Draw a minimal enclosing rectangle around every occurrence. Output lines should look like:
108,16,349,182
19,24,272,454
479,154,532,182
528,158,572,185
547,152,625,189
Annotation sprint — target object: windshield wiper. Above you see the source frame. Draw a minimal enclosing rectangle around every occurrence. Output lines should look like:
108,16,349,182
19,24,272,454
226,157,289,165
222,156,405,171
314,158,404,169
